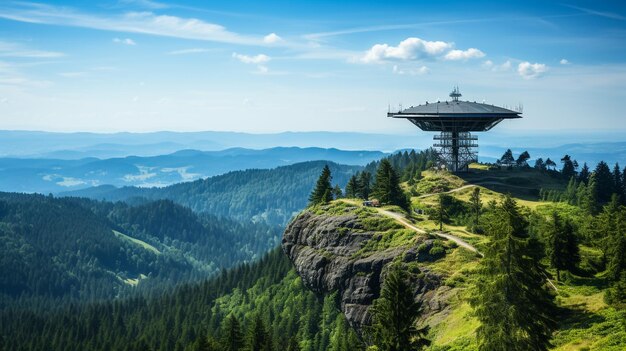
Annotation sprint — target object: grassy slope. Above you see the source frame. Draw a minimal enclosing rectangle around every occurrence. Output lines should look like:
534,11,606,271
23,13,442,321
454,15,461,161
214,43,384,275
340,166,625,350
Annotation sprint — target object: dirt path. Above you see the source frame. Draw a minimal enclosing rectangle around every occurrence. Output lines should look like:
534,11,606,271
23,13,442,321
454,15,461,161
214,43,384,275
417,184,476,199
340,198,482,256
378,208,482,256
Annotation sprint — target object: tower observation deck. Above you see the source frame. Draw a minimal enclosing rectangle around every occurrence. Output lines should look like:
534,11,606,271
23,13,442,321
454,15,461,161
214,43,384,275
388,87,522,172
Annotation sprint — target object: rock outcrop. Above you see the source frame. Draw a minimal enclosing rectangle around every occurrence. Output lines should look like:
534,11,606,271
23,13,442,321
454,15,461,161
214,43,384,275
281,204,450,334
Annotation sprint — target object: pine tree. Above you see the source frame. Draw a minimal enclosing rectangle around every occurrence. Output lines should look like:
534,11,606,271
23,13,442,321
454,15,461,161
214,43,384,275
516,151,530,168
594,161,614,204
309,165,333,206
358,171,372,200
534,158,545,171
248,314,271,351
470,196,556,351
499,149,515,168
582,174,599,215
332,184,343,199
368,264,430,351
604,196,626,282
561,155,576,179
546,212,579,280
434,193,450,231
345,175,359,198
286,337,301,351
545,158,557,171
613,163,623,202
578,163,590,184
469,187,482,230
372,159,410,211
222,315,245,351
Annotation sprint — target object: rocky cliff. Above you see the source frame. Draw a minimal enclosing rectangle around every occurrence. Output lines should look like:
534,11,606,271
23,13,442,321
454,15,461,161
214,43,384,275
281,202,456,335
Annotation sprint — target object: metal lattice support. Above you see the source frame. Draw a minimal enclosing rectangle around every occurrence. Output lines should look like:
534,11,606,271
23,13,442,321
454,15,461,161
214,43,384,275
433,131,478,172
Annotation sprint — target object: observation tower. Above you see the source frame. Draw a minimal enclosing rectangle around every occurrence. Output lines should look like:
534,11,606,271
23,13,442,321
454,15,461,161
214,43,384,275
388,87,522,172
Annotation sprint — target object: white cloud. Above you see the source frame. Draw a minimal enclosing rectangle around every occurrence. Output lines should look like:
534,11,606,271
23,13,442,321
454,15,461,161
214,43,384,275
358,37,484,64
0,41,64,58
167,48,211,55
113,37,136,45
59,72,87,77
118,0,169,9
444,48,485,60
0,4,269,46
482,60,493,68
232,52,271,64
392,65,429,75
518,61,548,79
560,58,570,65
360,37,451,63
263,33,282,44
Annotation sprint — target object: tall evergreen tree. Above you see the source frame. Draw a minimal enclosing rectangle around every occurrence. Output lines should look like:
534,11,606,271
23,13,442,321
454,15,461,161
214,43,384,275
345,175,359,198
613,163,623,202
578,163,590,184
469,187,482,230
561,155,576,180
358,171,372,200
546,212,579,280
516,151,531,168
534,158,545,171
332,184,343,199
582,174,600,215
222,315,245,351
372,159,410,211
434,193,450,231
499,149,515,168
309,165,333,206
368,265,430,351
470,196,556,351
248,314,271,351
594,161,614,204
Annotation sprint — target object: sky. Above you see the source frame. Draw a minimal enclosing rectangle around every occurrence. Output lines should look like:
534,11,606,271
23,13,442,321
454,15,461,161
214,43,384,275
0,0,624,134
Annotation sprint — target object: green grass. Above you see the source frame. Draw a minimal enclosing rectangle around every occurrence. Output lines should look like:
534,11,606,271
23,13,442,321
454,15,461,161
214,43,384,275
113,230,160,255
317,169,623,350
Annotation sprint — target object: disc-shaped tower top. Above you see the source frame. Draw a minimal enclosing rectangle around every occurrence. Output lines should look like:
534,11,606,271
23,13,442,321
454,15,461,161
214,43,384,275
387,88,522,172
387,91,521,132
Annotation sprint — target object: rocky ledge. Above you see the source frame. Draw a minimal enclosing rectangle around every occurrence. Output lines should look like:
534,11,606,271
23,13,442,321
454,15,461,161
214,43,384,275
281,203,452,335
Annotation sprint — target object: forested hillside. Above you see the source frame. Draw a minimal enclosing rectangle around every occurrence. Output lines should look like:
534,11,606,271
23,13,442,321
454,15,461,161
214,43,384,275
1,249,360,351
63,161,361,225
0,193,280,308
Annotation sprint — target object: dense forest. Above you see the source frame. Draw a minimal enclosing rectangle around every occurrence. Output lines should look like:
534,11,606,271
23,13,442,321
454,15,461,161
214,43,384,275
0,193,280,308
63,161,361,226
0,249,361,351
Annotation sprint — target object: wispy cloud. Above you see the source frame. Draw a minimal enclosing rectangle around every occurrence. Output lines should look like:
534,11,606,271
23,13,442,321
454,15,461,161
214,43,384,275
0,3,278,46
0,41,64,58
564,4,625,20
560,58,570,65
392,65,429,75
113,37,136,45
483,60,512,72
117,0,169,10
357,37,484,64
232,53,271,64
518,61,548,79
167,48,212,55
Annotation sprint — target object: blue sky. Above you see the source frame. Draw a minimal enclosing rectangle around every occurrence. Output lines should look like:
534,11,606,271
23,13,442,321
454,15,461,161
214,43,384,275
0,0,624,134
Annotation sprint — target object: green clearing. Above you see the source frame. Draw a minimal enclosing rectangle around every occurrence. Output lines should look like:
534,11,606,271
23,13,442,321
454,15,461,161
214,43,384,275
113,230,161,255
327,166,625,350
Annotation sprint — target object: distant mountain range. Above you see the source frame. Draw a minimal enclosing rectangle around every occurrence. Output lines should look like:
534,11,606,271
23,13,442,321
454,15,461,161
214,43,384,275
0,147,384,194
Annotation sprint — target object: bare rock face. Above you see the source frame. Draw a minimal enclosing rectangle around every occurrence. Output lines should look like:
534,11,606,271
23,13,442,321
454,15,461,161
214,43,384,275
281,205,446,334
